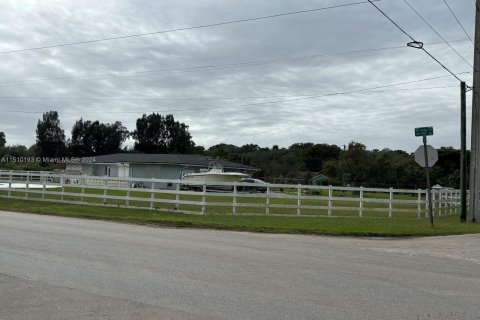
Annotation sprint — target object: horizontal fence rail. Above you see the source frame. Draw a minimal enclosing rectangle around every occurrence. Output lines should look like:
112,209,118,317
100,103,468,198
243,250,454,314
0,170,461,218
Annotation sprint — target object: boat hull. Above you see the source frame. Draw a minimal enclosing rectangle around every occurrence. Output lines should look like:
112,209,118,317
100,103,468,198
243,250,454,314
181,172,248,190
182,172,247,183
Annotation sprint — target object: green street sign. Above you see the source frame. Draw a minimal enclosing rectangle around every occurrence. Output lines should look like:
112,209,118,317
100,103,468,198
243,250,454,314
415,126,434,137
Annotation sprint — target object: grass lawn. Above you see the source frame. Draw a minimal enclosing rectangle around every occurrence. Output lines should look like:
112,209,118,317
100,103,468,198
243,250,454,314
0,185,441,218
0,197,478,237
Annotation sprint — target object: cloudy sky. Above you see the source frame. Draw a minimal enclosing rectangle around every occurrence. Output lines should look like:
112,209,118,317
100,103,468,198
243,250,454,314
0,0,475,153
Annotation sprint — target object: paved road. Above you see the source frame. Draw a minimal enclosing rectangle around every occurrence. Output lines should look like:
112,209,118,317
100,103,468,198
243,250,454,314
1,211,480,320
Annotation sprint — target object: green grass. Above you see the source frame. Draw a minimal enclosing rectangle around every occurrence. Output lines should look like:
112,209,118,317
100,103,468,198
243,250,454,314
0,185,457,219
0,197,479,237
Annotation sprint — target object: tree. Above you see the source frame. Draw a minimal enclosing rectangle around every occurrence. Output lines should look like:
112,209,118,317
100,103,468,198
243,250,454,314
68,119,129,156
36,111,66,158
207,144,241,161
28,144,40,157
0,132,5,149
367,149,414,188
0,144,29,157
132,113,195,153
338,141,369,186
301,143,341,172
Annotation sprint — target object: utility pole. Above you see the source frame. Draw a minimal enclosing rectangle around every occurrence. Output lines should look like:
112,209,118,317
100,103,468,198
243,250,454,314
461,82,467,222
468,0,480,223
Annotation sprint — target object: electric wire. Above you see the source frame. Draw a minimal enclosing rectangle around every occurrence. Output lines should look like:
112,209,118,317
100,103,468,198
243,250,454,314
0,1,375,55
443,0,474,45
0,85,459,102
0,73,467,114
0,44,411,86
368,0,469,85
0,39,472,88
402,0,473,68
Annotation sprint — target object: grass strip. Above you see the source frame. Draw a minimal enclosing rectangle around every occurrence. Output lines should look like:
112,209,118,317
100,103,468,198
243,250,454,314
0,197,479,237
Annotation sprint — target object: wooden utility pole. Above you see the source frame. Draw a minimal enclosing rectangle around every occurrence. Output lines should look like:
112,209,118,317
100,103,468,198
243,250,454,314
468,0,480,223
461,82,467,222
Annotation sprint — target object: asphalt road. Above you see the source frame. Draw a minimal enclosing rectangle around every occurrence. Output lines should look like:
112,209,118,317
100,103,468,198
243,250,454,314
1,211,480,320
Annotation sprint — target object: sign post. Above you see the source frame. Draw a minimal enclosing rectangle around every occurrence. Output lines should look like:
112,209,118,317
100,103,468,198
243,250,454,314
415,126,435,227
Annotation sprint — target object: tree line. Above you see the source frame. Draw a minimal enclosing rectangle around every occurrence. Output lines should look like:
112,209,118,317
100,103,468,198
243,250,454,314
33,111,200,157
206,142,464,189
0,111,199,170
0,111,465,189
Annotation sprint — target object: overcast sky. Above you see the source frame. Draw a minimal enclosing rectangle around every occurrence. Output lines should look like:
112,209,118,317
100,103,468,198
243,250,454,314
0,0,475,153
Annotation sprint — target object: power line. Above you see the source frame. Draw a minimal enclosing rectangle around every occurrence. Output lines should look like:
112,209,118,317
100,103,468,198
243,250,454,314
0,85,460,102
0,44,410,86
402,0,473,68
0,1,375,55
0,73,467,114
368,0,469,84
443,0,474,45
0,86,461,102
0,39,472,88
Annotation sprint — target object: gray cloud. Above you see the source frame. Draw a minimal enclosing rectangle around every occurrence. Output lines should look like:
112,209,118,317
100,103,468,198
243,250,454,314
0,0,475,153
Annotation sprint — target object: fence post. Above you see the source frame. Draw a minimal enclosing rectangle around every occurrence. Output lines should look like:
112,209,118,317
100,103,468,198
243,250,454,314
150,180,155,209
388,187,393,218
456,190,460,214
42,180,46,200
266,185,270,215
432,191,436,217
297,184,302,216
447,190,451,215
445,190,449,215
448,190,452,215
453,190,456,214
437,190,441,216
439,190,444,216
438,190,442,216
435,190,439,217
103,179,108,205
201,183,206,215
440,190,443,216
425,190,429,218
80,185,85,203
175,181,180,211
328,185,333,217
7,172,12,198
233,182,237,215
359,186,364,218
126,189,130,208
25,174,29,200
61,177,65,202
417,189,421,219
445,190,448,215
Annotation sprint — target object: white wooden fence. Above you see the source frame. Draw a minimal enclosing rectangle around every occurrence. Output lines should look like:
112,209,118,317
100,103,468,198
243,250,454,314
0,170,460,218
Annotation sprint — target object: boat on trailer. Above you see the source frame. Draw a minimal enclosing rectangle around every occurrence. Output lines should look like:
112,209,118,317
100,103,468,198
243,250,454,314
181,161,248,191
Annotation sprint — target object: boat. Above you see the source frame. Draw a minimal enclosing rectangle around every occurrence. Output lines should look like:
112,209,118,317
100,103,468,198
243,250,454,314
181,161,248,190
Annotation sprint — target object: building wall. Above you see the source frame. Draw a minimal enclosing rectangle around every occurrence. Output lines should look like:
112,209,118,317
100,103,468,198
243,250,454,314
68,161,220,189
65,163,94,175
130,164,184,189
65,163,82,173
131,164,146,179
82,164,94,176
91,164,104,176
117,164,130,177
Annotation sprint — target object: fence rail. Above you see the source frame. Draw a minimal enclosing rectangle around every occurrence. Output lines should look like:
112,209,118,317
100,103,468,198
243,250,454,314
0,170,461,218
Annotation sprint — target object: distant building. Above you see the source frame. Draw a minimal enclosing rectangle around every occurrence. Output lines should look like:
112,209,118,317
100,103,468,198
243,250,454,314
311,174,329,186
65,153,257,188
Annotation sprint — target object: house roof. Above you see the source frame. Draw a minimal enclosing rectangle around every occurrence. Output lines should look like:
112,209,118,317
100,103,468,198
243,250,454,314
311,174,329,181
89,153,257,172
